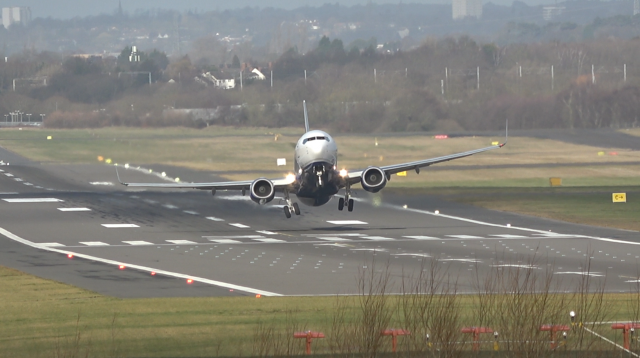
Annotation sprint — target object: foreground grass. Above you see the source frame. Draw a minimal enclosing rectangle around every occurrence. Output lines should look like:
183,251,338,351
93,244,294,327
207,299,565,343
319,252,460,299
2,265,640,357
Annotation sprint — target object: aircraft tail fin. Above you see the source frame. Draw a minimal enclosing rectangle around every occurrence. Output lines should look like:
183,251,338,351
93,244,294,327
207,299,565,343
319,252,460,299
303,100,310,133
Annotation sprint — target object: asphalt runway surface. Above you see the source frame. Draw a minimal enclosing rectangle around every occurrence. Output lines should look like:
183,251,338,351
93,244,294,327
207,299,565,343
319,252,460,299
1,147,640,298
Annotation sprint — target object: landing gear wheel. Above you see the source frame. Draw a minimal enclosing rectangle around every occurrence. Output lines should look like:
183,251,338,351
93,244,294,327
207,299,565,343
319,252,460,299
338,198,345,211
284,206,292,218
348,198,354,212
293,203,301,215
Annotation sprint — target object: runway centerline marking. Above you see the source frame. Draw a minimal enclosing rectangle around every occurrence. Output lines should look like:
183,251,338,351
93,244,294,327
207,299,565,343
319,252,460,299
206,217,224,222
4,173,14,177
203,235,264,239
314,237,353,241
58,208,91,212
361,236,394,241
490,234,528,238
302,233,364,237
0,227,281,297
101,224,139,228
166,240,197,244
253,238,287,243
208,239,242,244
403,236,441,240
229,223,250,228
256,230,278,235
3,198,63,203
327,220,368,225
80,242,110,246
123,241,153,246
446,235,483,239
183,210,199,215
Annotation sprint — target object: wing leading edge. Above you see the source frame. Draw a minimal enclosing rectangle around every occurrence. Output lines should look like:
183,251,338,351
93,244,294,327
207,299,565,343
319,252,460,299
346,124,508,184
116,167,295,191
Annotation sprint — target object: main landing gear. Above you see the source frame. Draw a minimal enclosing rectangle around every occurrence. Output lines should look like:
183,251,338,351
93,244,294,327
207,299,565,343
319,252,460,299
283,190,301,219
338,183,354,212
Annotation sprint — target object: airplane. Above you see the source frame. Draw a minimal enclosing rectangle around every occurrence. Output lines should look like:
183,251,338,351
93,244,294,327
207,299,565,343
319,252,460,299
117,101,507,218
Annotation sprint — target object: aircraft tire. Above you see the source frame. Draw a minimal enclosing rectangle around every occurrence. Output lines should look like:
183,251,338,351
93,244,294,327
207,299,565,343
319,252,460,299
284,206,292,218
338,198,345,211
293,203,301,215
348,199,354,212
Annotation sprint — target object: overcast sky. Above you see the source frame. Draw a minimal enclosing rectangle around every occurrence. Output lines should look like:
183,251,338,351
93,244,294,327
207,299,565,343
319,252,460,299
6,0,558,19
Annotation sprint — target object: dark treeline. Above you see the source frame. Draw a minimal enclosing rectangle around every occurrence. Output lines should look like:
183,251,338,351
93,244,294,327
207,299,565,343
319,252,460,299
1,33,640,132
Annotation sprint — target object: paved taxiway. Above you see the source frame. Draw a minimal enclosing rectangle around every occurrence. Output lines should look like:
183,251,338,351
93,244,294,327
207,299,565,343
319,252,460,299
1,147,640,298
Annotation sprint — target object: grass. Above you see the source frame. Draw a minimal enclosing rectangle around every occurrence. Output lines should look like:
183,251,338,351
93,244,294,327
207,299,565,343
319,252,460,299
2,263,640,357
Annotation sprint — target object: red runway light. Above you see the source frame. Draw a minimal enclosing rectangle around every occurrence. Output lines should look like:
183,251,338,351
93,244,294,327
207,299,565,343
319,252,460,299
229,289,234,292
151,272,156,276
119,265,125,270
187,279,193,284
67,254,73,259
256,294,261,298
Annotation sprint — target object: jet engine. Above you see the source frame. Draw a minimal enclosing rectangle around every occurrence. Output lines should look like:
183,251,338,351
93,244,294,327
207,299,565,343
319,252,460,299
250,178,275,204
361,167,387,193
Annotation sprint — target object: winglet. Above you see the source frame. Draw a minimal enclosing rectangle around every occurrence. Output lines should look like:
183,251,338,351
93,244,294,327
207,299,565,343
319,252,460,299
499,119,508,148
303,100,310,133
115,165,128,186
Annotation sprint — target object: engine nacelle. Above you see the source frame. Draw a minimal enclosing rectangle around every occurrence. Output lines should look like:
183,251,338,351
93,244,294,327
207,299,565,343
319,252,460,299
361,167,387,193
250,178,276,205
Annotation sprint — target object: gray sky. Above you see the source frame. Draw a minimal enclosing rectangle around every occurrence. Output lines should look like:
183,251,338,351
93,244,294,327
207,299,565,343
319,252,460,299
7,0,557,19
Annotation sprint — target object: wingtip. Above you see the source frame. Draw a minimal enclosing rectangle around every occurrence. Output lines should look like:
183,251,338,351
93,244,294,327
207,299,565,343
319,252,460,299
115,165,128,186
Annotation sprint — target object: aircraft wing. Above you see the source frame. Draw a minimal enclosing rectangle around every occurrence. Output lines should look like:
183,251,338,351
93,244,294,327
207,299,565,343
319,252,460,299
346,126,507,184
116,169,296,191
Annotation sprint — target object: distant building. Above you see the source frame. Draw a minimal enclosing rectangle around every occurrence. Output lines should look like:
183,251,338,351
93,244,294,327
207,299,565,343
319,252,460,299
2,7,31,29
543,6,566,21
452,0,482,20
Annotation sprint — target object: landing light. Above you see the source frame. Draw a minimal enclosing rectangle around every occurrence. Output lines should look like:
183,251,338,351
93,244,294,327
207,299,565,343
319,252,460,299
67,254,74,259
286,174,296,183
119,265,126,270
434,210,440,215
187,279,193,284
151,272,156,276
339,169,348,177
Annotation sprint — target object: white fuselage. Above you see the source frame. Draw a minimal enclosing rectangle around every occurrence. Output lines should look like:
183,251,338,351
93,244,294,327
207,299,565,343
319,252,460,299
292,130,342,206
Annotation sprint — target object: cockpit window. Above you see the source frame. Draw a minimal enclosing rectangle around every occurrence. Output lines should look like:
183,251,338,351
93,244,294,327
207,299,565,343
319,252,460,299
303,136,330,144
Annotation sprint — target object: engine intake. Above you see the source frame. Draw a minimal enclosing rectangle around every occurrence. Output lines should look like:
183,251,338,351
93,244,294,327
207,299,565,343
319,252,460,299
361,167,387,193
250,178,275,204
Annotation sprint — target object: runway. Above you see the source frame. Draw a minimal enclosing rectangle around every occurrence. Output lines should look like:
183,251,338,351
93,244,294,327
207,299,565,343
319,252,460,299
1,147,639,298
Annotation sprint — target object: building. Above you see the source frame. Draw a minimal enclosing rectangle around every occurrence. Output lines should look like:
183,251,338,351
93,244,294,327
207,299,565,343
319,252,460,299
543,6,566,21
453,0,482,20
2,7,31,29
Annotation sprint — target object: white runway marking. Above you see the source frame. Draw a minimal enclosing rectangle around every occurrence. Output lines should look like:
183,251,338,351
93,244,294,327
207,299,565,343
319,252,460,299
229,223,250,228
203,235,264,239
90,182,114,186
206,217,224,221
303,233,364,237
395,253,431,258
327,220,368,225
555,271,604,277
14,178,23,182
208,239,242,244
58,208,91,212
4,173,14,177
3,198,63,203
256,230,278,235
162,204,178,209
166,240,197,244
123,241,153,246
101,224,139,228
0,227,281,296
23,183,33,186
80,242,110,246
403,236,441,240
314,237,353,241
183,210,199,215
0,192,19,195
361,236,394,241
490,234,528,238
40,242,66,247
446,235,483,239
253,238,287,243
